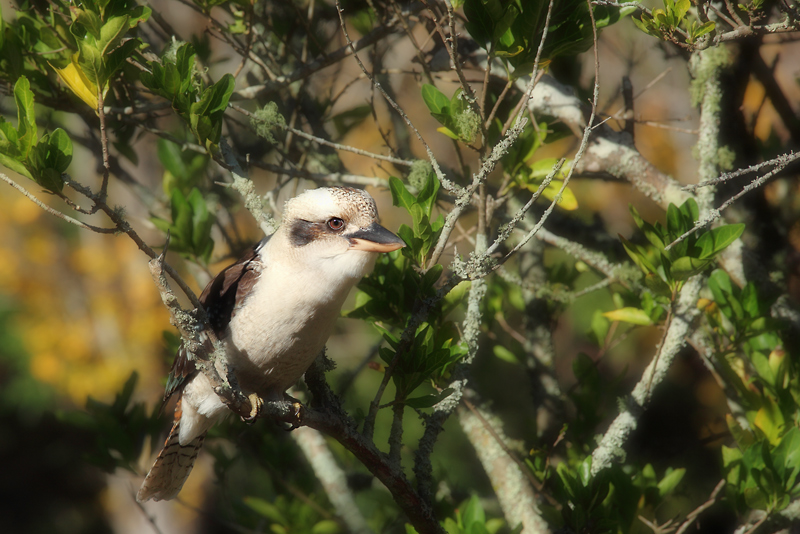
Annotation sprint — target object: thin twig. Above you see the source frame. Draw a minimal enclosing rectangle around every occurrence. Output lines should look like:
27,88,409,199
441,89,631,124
96,85,111,205
284,125,415,167
65,178,205,311
421,0,486,141
674,479,726,534
475,0,602,278
683,150,800,192
665,151,800,250
238,15,404,100
0,173,117,233
131,488,166,534
334,0,460,195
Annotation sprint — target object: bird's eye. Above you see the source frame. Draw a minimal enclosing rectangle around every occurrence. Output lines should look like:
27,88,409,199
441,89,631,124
327,217,345,231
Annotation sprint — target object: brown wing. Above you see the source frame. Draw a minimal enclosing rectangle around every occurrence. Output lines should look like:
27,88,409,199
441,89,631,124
163,239,265,401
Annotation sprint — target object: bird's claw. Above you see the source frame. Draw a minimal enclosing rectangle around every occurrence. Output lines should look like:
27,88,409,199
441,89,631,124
242,393,263,424
283,394,304,430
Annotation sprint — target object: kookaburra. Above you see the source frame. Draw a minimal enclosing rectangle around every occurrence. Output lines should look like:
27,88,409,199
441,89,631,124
137,186,404,502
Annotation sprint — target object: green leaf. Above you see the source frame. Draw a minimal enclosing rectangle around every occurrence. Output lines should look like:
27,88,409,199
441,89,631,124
741,283,760,318
619,235,658,275
727,414,755,448
158,139,188,179
170,188,193,244
666,202,686,239
696,223,745,259
657,468,686,496
206,74,236,115
744,483,769,511
73,8,103,39
589,309,610,347
77,41,104,87
572,352,599,386
772,426,800,483
578,456,593,487
751,351,774,387
389,176,416,213
556,463,581,500
670,256,713,280
103,39,139,83
603,307,654,326
463,0,496,47
493,345,520,364
449,88,469,116
0,150,33,180
679,197,699,225
722,444,743,470
243,496,288,525
0,120,19,147
99,15,130,55
632,15,654,35
461,495,485,530
36,168,65,193
14,76,37,157
129,5,153,26
421,84,450,115
40,128,73,178
311,521,340,534
416,170,440,217
187,188,213,257
421,263,443,291
673,0,691,20
708,268,733,299
692,20,716,40
644,272,672,297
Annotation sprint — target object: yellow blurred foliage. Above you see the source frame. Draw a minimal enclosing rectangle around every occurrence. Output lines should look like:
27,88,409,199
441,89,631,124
0,184,171,405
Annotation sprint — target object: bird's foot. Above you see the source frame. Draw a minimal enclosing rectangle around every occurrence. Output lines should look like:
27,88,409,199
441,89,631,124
242,392,263,424
283,393,305,430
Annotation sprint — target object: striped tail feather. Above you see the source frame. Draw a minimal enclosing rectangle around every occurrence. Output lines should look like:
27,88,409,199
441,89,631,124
137,402,206,502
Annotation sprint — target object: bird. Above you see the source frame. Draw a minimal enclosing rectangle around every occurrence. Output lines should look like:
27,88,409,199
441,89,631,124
137,186,405,502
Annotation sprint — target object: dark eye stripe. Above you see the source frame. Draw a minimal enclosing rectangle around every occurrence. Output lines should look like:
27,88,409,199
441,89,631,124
289,218,348,247
289,220,322,246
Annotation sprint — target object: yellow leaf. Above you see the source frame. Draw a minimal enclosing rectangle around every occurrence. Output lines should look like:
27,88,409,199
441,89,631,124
603,307,653,325
52,55,100,110
753,394,784,445
696,297,712,310
534,180,579,211
436,126,460,140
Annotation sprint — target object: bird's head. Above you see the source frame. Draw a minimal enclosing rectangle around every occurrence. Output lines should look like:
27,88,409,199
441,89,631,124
278,187,405,279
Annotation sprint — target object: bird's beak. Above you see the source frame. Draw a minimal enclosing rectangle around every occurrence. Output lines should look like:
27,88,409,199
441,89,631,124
348,222,406,253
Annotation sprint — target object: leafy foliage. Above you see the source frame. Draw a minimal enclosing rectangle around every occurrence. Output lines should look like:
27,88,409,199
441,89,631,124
548,459,684,533
140,43,235,154
60,373,162,474
422,85,481,143
0,77,73,192
633,0,715,45
463,0,634,73
389,174,445,266
54,0,150,108
151,187,215,264
0,0,799,533
499,124,578,210
349,176,469,407
621,198,744,297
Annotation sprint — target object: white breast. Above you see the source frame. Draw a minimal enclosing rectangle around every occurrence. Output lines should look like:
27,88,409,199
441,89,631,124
224,236,373,399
